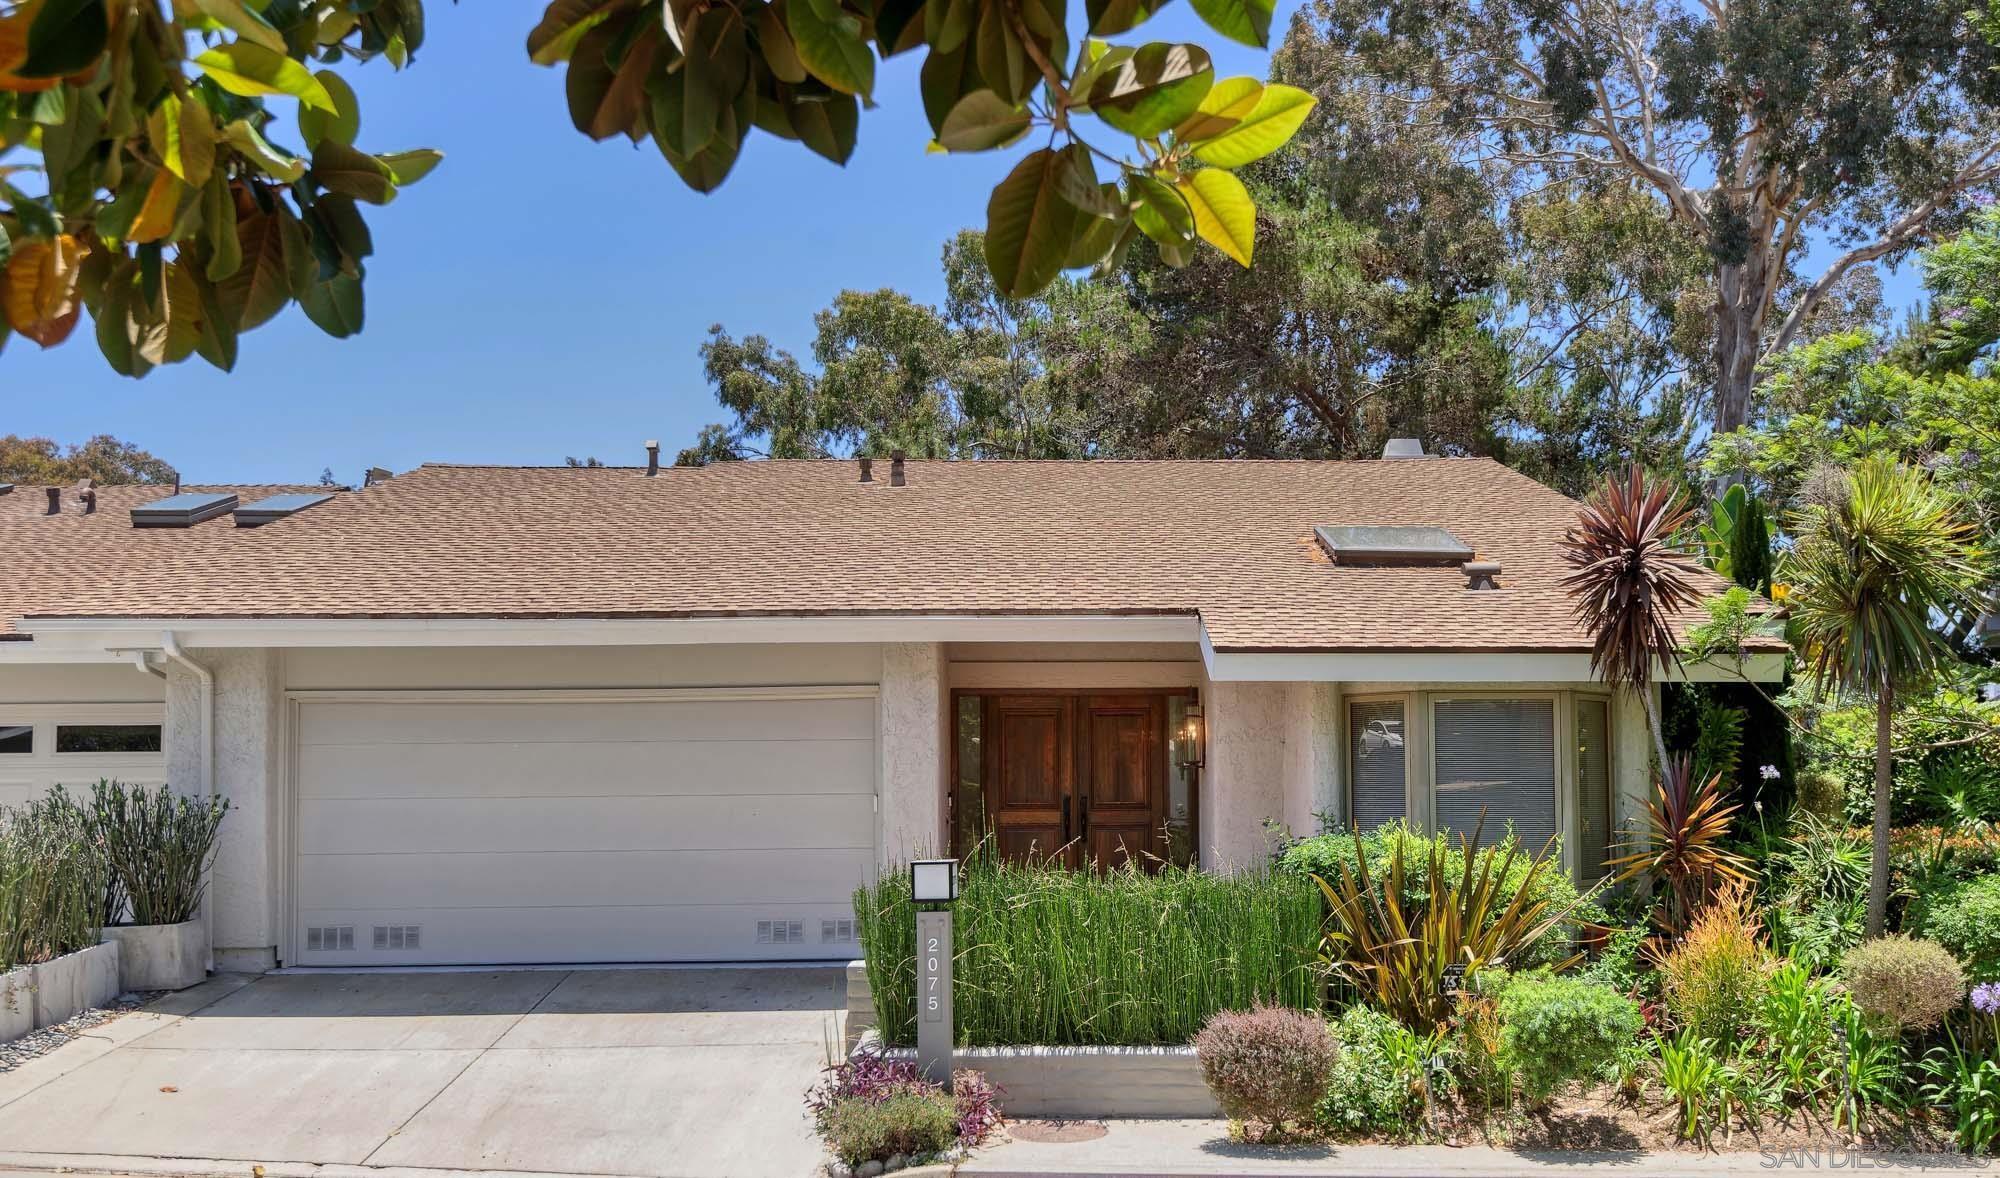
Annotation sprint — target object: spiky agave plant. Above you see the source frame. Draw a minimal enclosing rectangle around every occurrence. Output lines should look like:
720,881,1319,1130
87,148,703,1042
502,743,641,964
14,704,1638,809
1559,465,1706,773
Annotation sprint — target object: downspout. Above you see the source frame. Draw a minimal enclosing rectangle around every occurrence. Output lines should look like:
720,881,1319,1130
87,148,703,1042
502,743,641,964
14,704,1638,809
157,633,216,971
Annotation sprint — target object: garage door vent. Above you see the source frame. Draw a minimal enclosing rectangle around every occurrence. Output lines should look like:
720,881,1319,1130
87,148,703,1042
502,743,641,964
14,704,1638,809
757,920,805,945
373,925,422,950
821,919,855,943
305,925,355,952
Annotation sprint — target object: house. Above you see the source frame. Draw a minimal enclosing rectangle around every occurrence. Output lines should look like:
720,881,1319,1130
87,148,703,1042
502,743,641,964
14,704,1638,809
0,450,1785,971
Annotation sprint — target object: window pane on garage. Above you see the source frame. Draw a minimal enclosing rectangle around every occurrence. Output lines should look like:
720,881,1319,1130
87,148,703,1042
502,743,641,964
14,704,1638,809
55,724,163,753
0,724,30,754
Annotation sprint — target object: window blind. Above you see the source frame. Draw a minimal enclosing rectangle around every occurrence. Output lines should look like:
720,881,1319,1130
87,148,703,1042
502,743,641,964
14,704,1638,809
1348,699,1407,830
1432,698,1557,852
1575,698,1612,881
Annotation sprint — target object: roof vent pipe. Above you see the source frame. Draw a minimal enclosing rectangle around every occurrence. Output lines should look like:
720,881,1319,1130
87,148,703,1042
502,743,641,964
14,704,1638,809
364,467,393,487
858,457,874,484
644,440,661,477
78,487,96,514
1382,437,1426,460
1464,560,1502,590
890,451,907,487
45,487,61,515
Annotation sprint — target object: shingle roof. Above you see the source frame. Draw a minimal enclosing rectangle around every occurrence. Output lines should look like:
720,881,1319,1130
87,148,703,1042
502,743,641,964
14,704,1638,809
0,483,338,639
12,459,1780,654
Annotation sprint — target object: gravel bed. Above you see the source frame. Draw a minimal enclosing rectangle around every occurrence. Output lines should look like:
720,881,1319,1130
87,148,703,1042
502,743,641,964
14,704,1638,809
0,992,159,1074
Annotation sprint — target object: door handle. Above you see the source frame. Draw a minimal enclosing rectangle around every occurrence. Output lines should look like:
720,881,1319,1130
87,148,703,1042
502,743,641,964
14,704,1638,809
1080,793,1090,833
1061,796,1072,844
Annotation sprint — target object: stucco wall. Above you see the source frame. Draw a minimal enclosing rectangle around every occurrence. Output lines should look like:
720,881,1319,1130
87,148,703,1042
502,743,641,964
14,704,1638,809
880,642,945,865
0,663,165,704
1199,679,1290,870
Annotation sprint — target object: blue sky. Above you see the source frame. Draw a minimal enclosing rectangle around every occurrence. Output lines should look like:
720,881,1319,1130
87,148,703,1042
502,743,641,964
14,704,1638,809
5,0,1922,484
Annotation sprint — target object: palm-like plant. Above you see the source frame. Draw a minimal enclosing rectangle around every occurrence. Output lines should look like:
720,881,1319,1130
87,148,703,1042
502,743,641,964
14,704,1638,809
1784,455,1988,936
1607,756,1754,934
1560,465,1707,772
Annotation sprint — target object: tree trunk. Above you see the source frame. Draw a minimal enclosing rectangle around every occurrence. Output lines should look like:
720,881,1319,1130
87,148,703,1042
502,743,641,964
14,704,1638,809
1639,681,1670,778
1712,266,1763,439
1866,684,1894,938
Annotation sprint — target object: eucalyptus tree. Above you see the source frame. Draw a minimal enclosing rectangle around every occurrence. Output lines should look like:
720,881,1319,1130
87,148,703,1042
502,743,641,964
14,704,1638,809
1785,455,1987,935
1301,0,2000,439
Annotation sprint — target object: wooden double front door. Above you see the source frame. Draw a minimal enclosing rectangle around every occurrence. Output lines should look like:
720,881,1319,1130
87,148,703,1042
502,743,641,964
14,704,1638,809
975,693,1173,869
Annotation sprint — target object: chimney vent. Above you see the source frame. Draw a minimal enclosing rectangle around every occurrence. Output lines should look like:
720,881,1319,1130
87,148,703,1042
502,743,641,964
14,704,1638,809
1382,437,1426,460
1464,560,1502,591
78,487,96,514
363,467,393,487
644,440,661,477
890,451,907,487
858,457,874,484
45,487,61,515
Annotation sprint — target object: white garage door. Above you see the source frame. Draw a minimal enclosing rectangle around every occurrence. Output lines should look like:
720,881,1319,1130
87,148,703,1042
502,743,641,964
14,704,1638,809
0,704,167,811
292,688,878,966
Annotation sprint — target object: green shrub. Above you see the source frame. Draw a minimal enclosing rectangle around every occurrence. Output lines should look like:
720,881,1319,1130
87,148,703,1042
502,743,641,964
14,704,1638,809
855,857,1320,1047
0,790,110,970
1577,924,1650,995
1316,1006,1425,1137
1842,935,1966,1031
1913,873,2000,982
1497,976,1644,1106
1277,822,1604,970
1659,884,1772,1045
819,1091,958,1167
1193,1004,1337,1136
88,780,229,926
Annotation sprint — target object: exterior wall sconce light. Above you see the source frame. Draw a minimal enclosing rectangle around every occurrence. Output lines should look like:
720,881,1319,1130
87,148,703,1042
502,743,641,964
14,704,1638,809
1176,702,1205,769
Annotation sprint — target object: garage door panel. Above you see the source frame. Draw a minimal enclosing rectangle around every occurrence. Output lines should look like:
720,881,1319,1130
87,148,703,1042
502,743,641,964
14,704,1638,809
299,847,874,910
296,737,874,800
297,697,876,747
293,902,861,966
299,793,876,855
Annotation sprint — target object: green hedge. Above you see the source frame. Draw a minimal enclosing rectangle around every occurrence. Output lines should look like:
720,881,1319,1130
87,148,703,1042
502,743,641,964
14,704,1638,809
1913,872,2000,982
856,859,1321,1047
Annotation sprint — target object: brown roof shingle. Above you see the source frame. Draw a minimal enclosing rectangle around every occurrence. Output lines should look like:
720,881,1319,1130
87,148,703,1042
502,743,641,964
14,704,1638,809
12,459,1779,654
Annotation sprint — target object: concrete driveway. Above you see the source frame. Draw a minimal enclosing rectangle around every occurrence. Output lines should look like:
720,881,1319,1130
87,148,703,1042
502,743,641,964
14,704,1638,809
0,967,844,1178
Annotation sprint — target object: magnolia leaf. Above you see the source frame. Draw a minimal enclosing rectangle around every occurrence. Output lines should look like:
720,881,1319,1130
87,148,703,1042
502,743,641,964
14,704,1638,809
377,149,443,185
16,0,106,78
220,119,306,182
919,41,981,135
312,140,397,204
0,5,61,93
875,0,926,56
1128,172,1193,247
974,0,1027,104
1088,42,1212,137
1187,0,1272,48
922,0,972,54
985,146,1082,299
2,234,84,346
1085,0,1171,37
585,19,662,139
194,43,335,110
316,194,374,264
158,261,204,363
1054,148,1122,218
756,1,807,83
0,222,9,270
1065,197,1127,267
217,206,292,330
297,266,363,338
1179,166,1254,265
683,6,749,154
786,0,873,97
129,168,184,243
1174,74,1257,141
298,70,360,149
1190,82,1314,167
201,176,241,281
151,94,216,186
652,73,752,192
526,0,630,64
93,266,143,376
785,86,859,163
190,266,236,370
936,89,1028,152
191,0,286,53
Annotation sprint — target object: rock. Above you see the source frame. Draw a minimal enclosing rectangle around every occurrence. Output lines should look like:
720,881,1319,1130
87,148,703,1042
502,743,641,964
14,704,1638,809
824,1163,850,1178
856,1161,884,1178
885,1154,906,1172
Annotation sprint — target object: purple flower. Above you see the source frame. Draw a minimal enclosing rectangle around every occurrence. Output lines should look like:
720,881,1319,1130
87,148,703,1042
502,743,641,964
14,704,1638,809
1973,982,2000,1016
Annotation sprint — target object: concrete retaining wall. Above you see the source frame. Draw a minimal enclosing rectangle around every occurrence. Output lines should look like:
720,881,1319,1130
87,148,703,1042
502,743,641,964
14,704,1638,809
102,920,207,991
954,1043,1221,1118
0,941,122,1043
844,960,875,1050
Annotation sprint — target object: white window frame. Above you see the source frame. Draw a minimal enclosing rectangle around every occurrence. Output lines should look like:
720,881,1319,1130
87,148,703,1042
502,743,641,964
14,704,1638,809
1341,692,1420,831
1569,691,1617,884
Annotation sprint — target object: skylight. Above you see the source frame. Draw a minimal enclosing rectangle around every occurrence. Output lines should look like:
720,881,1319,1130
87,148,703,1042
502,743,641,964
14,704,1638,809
130,492,238,529
1314,525,1474,566
233,492,335,528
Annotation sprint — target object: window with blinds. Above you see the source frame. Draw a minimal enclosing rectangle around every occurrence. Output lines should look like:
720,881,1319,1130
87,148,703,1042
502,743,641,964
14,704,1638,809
1575,698,1612,881
1432,698,1557,851
1348,699,1408,830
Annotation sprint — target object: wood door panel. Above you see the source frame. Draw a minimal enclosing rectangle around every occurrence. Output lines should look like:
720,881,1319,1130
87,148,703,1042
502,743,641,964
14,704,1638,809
1077,695,1166,869
976,692,1178,872
992,699,1065,808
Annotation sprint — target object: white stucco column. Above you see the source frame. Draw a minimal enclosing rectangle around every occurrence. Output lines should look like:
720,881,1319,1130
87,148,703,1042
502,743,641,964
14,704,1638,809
1612,688,1653,840
166,649,282,972
880,642,945,867
1200,679,1288,871
1280,682,1341,838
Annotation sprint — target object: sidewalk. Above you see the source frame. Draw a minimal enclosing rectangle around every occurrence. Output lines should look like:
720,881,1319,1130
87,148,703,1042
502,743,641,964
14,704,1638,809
959,1119,1994,1177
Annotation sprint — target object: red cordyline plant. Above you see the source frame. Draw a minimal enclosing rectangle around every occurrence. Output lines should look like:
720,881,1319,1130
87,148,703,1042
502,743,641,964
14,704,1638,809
1607,755,1753,935
1559,465,1706,773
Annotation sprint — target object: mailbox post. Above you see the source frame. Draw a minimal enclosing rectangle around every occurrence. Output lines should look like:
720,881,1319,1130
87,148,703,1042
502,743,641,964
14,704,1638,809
909,859,959,1091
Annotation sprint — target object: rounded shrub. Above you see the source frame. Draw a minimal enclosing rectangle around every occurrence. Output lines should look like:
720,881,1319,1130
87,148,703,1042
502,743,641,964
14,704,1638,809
1316,1005,1424,1137
1842,935,1966,1030
1193,1004,1337,1136
1498,975,1644,1106
1913,873,2000,982
819,1090,958,1167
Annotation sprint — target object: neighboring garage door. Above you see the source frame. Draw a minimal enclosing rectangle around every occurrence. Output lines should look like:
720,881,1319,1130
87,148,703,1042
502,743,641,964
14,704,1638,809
0,704,167,811
291,688,878,966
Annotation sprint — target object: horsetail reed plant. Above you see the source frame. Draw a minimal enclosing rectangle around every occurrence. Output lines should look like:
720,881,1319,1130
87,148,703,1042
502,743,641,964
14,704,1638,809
856,855,1320,1047
0,790,110,970
88,780,228,926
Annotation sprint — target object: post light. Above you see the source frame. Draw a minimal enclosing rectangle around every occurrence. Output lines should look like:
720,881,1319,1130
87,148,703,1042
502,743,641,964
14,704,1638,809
910,858,959,1090
910,859,960,904
1176,702,1206,769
